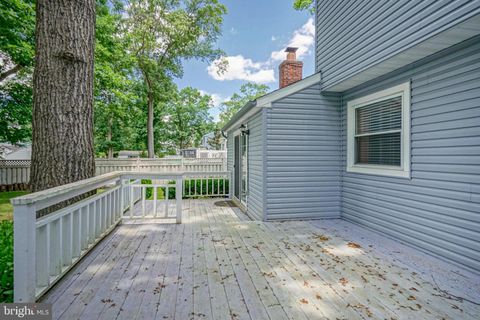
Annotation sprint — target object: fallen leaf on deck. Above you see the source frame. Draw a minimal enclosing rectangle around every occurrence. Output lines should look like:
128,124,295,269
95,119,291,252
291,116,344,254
339,277,349,286
347,242,362,249
313,234,330,242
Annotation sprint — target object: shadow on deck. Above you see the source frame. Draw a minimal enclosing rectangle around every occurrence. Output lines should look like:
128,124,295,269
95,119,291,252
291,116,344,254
41,199,480,320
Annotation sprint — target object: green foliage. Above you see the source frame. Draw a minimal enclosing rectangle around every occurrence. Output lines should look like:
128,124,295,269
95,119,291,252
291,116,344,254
160,87,215,153
219,82,269,128
0,0,35,70
0,81,32,144
293,0,315,13
0,0,35,145
0,221,13,302
94,1,141,157
0,191,28,221
125,0,227,156
184,179,229,198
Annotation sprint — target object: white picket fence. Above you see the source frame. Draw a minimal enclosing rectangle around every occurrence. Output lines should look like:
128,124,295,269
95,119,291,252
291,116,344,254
0,158,227,186
12,171,231,302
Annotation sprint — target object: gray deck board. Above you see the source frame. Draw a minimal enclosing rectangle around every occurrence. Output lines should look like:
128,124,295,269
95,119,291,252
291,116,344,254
41,199,480,320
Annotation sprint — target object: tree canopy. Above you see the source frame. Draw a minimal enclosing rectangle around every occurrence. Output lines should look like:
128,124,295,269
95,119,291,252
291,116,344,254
0,0,226,160
293,0,315,13
218,82,269,128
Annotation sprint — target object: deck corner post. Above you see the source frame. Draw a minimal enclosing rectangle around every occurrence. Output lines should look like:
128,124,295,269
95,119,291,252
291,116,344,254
13,202,37,302
176,177,183,224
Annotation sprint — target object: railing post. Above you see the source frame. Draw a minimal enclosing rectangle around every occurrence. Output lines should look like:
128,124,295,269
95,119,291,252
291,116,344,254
176,177,183,224
13,203,37,302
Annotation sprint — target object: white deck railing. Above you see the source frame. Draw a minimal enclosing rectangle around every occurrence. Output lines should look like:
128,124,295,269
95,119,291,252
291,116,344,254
0,158,227,188
12,171,231,303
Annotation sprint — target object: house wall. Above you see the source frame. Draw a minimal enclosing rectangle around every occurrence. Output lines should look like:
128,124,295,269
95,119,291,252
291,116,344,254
226,111,264,220
265,83,342,220
246,112,264,220
340,37,480,273
315,0,480,89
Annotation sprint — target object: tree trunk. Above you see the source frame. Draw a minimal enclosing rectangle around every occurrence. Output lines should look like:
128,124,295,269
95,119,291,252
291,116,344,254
30,0,96,192
147,90,155,158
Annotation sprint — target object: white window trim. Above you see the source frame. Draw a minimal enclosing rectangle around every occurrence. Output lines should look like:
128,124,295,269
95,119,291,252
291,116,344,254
346,82,411,178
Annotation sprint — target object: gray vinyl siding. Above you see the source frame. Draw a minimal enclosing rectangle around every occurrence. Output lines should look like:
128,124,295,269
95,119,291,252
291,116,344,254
246,112,264,220
315,0,480,90
227,132,234,174
340,39,480,273
265,83,342,220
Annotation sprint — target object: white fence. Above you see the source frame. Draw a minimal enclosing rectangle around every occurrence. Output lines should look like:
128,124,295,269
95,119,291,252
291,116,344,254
12,171,231,302
0,158,227,187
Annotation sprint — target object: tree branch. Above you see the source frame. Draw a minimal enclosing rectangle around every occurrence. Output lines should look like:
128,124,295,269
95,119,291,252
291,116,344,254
0,64,22,82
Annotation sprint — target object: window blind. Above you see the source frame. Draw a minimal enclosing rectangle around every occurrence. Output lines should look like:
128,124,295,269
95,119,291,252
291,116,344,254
354,96,402,166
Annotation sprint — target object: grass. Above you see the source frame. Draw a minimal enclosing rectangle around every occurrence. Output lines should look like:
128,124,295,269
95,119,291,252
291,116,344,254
0,191,28,221
0,191,28,302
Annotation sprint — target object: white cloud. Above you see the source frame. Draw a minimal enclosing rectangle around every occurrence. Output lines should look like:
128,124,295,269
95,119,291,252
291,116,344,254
271,17,315,61
207,55,275,84
206,18,315,84
199,90,226,108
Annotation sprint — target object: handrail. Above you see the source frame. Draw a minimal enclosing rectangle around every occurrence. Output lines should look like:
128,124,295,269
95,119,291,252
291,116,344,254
12,170,231,303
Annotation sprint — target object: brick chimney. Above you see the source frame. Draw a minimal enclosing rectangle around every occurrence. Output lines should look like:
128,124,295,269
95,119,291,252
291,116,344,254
279,47,303,88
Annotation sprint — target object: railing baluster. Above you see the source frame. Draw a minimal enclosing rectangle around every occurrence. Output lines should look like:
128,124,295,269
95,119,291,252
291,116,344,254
72,210,80,259
153,186,157,217
62,213,73,267
142,187,146,218
176,177,182,224
36,224,50,288
81,206,88,250
130,184,134,218
95,199,101,239
165,186,169,217
89,202,95,244
50,220,61,276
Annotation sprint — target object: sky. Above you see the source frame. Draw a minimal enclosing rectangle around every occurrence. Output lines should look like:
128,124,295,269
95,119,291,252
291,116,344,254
174,0,315,121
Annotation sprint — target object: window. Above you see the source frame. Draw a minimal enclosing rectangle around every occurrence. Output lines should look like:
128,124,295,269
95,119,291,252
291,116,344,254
347,82,411,178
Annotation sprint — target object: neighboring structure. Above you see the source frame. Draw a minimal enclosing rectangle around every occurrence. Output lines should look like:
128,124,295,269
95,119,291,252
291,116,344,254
0,143,31,160
180,147,226,159
200,132,227,150
117,150,141,159
223,1,480,274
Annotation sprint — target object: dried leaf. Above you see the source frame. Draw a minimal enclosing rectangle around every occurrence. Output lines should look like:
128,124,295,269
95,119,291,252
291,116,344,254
347,242,361,249
300,298,309,304
314,234,330,242
339,277,349,286
316,294,322,300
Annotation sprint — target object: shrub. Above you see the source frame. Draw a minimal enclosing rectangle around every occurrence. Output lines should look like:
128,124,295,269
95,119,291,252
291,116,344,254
0,221,13,302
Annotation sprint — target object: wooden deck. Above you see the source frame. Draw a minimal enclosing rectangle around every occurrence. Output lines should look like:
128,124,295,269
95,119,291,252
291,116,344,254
41,199,480,320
